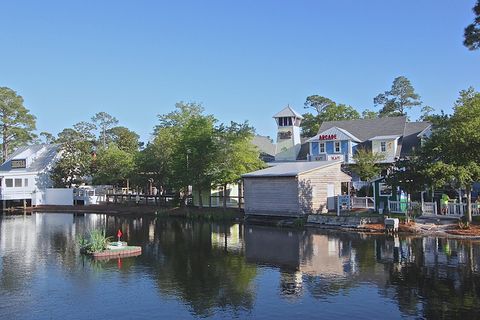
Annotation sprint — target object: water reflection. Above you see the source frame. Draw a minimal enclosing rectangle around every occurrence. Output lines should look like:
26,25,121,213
1,213,480,319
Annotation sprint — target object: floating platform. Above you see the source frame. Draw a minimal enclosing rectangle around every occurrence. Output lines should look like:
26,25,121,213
91,246,142,260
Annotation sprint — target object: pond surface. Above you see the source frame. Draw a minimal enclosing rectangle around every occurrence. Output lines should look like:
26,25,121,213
1,213,480,319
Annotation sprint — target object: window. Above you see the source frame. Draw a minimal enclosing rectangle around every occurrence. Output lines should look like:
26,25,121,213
14,179,22,187
278,117,293,126
24,178,28,187
5,179,13,188
334,141,341,153
319,142,325,153
380,141,386,152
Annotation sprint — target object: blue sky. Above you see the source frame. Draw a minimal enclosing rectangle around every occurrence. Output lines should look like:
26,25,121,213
0,0,479,142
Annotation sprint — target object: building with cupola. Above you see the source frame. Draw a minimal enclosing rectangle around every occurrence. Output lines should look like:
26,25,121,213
242,105,432,217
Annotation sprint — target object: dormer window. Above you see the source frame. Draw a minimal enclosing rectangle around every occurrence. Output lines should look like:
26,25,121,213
334,141,341,153
380,141,386,152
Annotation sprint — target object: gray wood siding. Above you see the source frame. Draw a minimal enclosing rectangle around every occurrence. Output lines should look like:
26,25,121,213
243,177,299,216
298,163,351,214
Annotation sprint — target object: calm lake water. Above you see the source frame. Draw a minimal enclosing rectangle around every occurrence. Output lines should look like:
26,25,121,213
1,213,480,319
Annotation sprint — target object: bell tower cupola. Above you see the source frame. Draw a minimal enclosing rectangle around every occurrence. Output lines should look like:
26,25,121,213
273,105,303,161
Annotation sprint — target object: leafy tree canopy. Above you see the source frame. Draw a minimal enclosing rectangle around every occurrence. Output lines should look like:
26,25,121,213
374,76,421,118
91,112,118,148
464,0,480,50
422,87,480,221
93,144,135,186
300,96,361,137
0,87,37,162
349,148,385,196
105,126,142,153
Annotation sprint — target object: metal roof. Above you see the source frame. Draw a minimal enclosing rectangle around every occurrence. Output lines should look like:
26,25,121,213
0,144,60,173
242,160,342,177
272,106,304,119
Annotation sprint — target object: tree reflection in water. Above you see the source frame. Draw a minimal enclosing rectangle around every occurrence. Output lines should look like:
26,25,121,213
1,213,480,319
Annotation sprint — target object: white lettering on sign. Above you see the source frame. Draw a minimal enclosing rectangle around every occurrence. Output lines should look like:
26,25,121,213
11,159,26,169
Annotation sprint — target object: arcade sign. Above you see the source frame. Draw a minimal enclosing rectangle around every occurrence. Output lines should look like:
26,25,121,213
319,134,337,140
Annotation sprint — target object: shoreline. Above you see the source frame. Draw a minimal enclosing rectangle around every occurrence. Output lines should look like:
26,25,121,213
4,204,480,240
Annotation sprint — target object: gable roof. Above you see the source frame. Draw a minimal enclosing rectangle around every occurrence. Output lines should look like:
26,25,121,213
400,122,432,156
242,160,343,177
318,117,407,141
252,135,275,156
273,106,304,119
0,144,60,173
308,126,362,143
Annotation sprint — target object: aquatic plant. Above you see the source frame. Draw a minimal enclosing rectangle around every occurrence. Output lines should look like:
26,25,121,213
77,229,112,254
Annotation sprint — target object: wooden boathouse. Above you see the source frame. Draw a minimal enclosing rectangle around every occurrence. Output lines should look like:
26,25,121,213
242,160,351,217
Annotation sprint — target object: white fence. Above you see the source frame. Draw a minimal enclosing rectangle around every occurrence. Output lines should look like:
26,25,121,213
391,200,480,217
443,203,480,217
388,200,420,214
351,197,375,209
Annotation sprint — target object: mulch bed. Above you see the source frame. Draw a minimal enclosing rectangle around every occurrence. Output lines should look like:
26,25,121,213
445,224,480,236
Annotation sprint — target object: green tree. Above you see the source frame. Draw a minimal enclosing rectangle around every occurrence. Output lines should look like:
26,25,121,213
349,148,385,196
39,131,56,144
422,88,480,222
155,102,218,206
73,121,97,141
385,156,431,201
135,127,175,191
374,76,422,118
105,126,141,153
51,126,96,187
418,105,435,121
93,144,135,186
300,113,321,137
464,0,480,50
91,112,118,148
213,122,264,208
0,87,37,162
304,95,335,114
300,102,360,137
361,109,378,119
322,103,360,121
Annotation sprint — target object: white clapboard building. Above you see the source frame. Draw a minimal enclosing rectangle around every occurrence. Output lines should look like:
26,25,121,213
0,144,72,208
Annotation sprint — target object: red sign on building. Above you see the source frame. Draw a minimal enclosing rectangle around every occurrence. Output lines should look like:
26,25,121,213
319,134,337,140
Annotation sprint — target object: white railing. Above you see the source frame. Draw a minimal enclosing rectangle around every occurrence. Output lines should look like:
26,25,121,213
443,203,480,216
0,188,33,200
351,196,375,209
388,200,419,213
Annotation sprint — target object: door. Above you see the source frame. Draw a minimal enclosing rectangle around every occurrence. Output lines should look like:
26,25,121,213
327,183,335,210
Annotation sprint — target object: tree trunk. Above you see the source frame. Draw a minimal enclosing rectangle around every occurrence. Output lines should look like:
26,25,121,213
222,184,227,209
466,185,472,223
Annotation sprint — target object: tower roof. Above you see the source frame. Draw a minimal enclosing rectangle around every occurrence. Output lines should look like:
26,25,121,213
272,106,303,119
